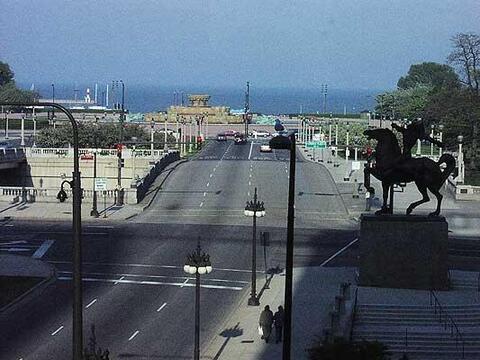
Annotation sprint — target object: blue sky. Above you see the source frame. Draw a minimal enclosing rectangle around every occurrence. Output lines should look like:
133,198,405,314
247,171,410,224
1,0,478,90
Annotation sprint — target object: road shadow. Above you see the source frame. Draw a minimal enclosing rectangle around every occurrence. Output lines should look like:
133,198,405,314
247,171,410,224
212,322,243,360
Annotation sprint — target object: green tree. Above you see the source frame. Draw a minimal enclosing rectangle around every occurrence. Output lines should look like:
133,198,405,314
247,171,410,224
397,62,459,90
448,33,480,97
0,61,14,86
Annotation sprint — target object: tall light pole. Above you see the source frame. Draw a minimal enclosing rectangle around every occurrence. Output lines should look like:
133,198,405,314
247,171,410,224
438,124,444,156
457,135,465,184
91,117,100,218
244,81,250,137
269,132,296,360
114,80,125,206
51,83,55,120
2,102,84,360
244,187,266,306
20,112,25,146
430,124,435,156
184,242,212,360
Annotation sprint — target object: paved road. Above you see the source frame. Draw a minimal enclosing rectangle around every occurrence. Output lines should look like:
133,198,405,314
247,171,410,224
6,139,478,359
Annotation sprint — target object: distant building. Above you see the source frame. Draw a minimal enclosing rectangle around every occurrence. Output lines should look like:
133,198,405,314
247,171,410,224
162,94,241,124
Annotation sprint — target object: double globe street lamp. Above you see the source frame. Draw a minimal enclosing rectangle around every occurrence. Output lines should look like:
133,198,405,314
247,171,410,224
184,243,212,360
244,187,266,306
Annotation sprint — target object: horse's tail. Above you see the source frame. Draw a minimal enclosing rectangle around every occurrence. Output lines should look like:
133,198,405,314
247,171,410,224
437,153,456,183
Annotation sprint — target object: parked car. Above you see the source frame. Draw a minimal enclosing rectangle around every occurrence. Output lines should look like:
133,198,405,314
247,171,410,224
216,133,227,141
260,144,272,152
234,133,247,145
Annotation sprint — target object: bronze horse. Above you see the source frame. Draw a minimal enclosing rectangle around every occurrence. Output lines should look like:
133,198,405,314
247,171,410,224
363,128,456,216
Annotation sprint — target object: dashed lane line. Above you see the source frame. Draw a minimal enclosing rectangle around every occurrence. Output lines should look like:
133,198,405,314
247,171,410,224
85,299,97,309
157,302,167,312
128,330,140,341
51,326,64,336
114,276,125,285
200,202,204,207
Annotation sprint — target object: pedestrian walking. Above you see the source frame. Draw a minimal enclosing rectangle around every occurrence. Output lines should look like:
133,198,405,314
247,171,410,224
259,305,274,343
273,305,284,343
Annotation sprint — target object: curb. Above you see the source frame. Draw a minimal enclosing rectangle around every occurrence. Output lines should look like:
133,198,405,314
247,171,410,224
0,269,57,316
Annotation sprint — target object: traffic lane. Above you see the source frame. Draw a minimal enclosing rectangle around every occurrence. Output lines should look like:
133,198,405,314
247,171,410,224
0,282,73,360
295,162,348,216
195,139,231,160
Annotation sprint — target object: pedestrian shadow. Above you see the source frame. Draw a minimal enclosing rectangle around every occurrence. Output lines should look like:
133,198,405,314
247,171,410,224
212,322,243,360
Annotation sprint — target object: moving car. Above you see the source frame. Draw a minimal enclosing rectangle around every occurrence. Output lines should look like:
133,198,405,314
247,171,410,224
260,144,272,152
224,130,239,137
251,129,270,138
216,133,227,141
234,133,247,145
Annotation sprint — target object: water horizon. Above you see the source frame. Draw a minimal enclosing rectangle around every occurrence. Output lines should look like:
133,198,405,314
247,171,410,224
20,82,386,115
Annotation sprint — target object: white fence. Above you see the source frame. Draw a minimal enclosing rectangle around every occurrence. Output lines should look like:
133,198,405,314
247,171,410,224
25,147,172,159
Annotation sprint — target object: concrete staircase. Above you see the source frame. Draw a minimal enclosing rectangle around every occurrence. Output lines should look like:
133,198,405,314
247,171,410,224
352,303,480,359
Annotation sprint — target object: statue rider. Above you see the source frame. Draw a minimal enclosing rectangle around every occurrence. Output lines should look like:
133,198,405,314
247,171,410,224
391,118,444,159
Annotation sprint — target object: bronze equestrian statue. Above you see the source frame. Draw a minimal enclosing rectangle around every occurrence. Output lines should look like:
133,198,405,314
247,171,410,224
363,121,455,216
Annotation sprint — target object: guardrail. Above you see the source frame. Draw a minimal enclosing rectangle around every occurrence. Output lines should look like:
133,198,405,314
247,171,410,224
0,148,26,162
429,290,465,359
24,147,171,159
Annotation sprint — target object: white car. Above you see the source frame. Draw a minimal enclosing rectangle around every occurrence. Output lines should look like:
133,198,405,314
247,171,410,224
260,144,272,152
252,130,270,138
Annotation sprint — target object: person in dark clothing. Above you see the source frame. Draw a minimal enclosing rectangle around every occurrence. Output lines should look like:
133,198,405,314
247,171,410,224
259,305,274,343
273,305,284,343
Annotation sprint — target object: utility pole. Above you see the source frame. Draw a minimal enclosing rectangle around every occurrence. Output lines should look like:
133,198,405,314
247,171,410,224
321,84,328,115
244,81,250,136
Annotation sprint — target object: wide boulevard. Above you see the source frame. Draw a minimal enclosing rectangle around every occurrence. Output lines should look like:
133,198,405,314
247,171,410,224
0,138,371,359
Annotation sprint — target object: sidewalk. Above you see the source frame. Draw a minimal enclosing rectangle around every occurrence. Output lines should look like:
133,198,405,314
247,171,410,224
203,267,356,360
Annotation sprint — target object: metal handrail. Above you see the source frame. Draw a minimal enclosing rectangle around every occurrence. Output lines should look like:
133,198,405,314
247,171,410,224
429,290,465,359
349,287,359,342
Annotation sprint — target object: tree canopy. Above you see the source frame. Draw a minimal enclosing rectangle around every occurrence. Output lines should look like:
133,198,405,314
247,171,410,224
0,61,14,87
0,60,39,104
397,62,459,90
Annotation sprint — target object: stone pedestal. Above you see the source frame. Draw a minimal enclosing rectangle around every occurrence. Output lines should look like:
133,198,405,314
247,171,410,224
359,214,448,290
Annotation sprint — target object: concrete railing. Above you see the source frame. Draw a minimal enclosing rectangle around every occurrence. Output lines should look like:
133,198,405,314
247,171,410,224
24,147,172,159
447,177,480,201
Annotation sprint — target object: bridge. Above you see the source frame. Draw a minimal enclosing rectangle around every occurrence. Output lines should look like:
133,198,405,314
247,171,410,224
0,148,26,169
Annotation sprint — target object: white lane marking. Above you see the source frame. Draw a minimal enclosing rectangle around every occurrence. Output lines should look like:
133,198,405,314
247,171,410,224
247,191,250,197
50,260,254,273
285,169,288,173
114,276,125,285
203,192,207,197
4,224,14,227
86,226,114,229
248,141,254,159
157,302,167,312
180,278,189,288
58,277,243,290
37,231,108,236
206,182,210,187
320,238,359,267
51,326,64,336
200,202,204,207
210,174,213,178
128,330,140,341
248,181,251,186
58,271,248,284
220,142,233,161
85,299,97,309
32,239,55,259
249,173,252,178
213,167,216,172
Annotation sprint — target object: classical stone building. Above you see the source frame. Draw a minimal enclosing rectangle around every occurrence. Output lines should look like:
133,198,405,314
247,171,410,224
164,94,241,124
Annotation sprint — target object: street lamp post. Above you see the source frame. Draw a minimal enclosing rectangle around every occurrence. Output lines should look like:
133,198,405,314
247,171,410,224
430,124,435,157
90,118,100,218
269,132,296,360
184,242,212,360
457,135,465,184
439,124,444,156
51,83,55,120
244,187,266,306
20,112,25,146
4,110,9,139
1,102,84,360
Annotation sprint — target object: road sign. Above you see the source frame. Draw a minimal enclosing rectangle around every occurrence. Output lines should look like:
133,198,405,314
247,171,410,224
306,141,327,148
94,178,107,192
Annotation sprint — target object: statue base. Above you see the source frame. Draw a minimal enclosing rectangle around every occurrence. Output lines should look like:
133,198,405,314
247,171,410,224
359,214,448,290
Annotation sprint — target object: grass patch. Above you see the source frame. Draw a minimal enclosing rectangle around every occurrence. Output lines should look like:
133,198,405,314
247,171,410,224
0,276,44,308
465,170,480,186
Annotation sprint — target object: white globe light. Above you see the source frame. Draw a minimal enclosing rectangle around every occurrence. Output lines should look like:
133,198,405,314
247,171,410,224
205,265,213,273
183,265,191,273
188,266,197,275
198,266,207,275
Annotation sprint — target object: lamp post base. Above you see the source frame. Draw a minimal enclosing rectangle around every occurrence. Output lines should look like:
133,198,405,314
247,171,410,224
248,296,260,306
90,209,100,218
